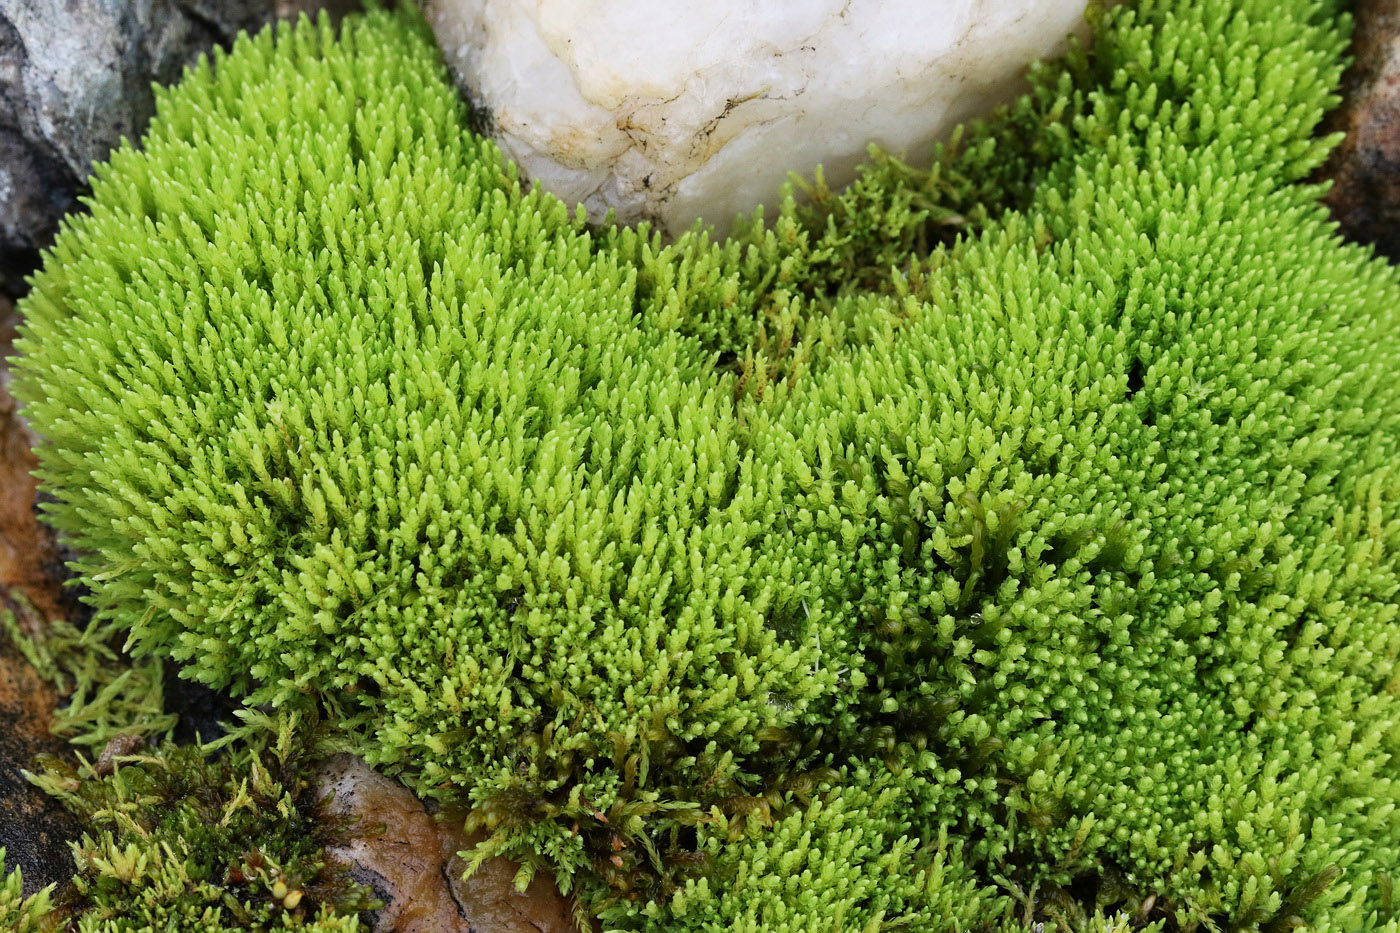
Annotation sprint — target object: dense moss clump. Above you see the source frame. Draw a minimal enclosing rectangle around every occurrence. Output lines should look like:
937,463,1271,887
12,0,1399,930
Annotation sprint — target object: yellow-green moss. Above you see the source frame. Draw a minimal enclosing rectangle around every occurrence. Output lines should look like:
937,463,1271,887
12,1,1399,929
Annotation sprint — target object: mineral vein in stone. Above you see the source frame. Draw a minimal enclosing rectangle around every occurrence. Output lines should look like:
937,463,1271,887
426,0,1091,234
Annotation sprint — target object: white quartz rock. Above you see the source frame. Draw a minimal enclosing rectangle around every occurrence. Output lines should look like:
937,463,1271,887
426,0,1091,235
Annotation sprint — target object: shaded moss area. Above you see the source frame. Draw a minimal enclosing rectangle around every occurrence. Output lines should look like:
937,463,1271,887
26,723,376,932
3,605,373,930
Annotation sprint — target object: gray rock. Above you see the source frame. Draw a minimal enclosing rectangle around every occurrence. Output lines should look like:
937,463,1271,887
0,0,368,289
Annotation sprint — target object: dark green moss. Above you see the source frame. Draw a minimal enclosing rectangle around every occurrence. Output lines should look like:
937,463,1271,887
28,721,376,932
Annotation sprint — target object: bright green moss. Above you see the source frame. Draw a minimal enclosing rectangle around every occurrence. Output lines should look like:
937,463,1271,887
12,1,1400,930
18,7,854,892
3,607,174,753
0,850,55,933
621,763,1001,932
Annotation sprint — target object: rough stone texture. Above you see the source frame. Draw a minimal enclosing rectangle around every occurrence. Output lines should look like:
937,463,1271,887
1322,0,1400,260
317,754,582,933
0,0,360,289
426,0,1091,235
279,0,364,20
0,632,78,896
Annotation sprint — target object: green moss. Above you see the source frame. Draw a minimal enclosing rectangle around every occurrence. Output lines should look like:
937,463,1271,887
5,602,372,931
616,763,1001,932
11,1,1400,930
25,714,374,932
3,605,174,753
0,850,56,933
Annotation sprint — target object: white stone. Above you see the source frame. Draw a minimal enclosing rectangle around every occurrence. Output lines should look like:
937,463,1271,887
425,0,1091,235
